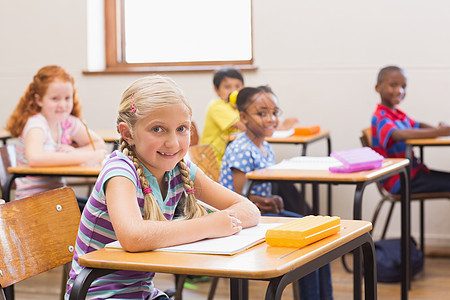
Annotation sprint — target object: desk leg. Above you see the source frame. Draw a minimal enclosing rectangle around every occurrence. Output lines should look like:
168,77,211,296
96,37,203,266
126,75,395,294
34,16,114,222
361,234,377,300
326,136,331,156
399,168,411,300
327,184,332,216
312,183,320,215
230,279,248,300
69,268,115,300
3,285,14,300
327,136,332,216
265,233,376,300
2,174,17,203
352,182,368,300
301,144,307,156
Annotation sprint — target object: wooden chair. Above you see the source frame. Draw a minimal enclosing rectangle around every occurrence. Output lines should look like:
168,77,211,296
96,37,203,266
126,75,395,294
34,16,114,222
0,187,81,300
188,144,220,182
361,128,450,254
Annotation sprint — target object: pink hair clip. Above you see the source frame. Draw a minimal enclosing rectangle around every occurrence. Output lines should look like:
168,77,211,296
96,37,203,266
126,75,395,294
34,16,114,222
186,188,195,194
143,187,152,195
130,93,136,113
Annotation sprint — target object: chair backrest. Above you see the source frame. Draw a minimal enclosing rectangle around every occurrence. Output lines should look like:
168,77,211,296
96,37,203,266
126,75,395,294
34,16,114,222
0,187,80,290
188,144,220,182
361,127,372,148
190,121,200,146
359,128,392,196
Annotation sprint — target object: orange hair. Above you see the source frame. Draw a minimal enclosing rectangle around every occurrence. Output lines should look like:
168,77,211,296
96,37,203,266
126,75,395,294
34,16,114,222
6,65,82,137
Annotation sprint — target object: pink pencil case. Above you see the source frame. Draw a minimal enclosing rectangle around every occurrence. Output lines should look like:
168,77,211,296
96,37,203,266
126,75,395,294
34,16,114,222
329,147,384,173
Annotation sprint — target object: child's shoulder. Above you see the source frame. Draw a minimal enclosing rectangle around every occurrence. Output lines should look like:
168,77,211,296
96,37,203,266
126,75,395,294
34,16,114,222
27,113,45,122
208,98,234,111
22,113,48,133
228,134,257,153
103,151,135,171
374,104,410,119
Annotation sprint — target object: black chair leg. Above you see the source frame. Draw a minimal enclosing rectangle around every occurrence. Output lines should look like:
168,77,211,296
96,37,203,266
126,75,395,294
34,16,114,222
371,197,389,232
174,274,187,300
420,200,425,255
207,278,219,300
381,201,396,240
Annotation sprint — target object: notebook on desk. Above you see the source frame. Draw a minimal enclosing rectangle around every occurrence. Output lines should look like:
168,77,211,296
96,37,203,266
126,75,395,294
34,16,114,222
270,156,343,170
105,223,280,255
272,129,295,138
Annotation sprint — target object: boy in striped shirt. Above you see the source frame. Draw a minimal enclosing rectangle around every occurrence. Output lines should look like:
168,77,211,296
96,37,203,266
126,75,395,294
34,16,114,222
371,65,450,194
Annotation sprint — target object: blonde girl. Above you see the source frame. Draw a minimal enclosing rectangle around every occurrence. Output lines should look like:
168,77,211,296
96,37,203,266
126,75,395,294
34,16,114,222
65,75,260,300
6,65,107,202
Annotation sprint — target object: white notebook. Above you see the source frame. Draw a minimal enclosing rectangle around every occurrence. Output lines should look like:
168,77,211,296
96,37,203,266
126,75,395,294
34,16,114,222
269,156,343,170
272,129,295,138
105,223,279,255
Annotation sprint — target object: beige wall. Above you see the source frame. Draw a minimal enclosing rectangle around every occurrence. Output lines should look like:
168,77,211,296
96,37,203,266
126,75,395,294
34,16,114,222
1,0,450,245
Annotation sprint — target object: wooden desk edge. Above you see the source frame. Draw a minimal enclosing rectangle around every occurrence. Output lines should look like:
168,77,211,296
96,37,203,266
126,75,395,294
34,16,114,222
7,165,102,176
246,158,409,182
225,130,330,143
406,138,450,145
266,130,330,143
78,219,372,279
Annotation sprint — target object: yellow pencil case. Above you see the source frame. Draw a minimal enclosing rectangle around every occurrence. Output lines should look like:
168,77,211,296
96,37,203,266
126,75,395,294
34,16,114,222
265,215,341,248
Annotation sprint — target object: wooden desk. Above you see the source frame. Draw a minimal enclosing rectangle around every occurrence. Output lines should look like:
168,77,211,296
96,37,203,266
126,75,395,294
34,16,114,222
0,129,120,147
2,165,102,202
229,130,332,215
266,130,331,156
69,217,376,300
227,130,331,156
243,158,411,300
0,129,11,145
405,137,450,165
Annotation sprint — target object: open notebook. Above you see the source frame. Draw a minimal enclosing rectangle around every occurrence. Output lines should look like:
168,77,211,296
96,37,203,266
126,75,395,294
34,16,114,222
105,223,280,255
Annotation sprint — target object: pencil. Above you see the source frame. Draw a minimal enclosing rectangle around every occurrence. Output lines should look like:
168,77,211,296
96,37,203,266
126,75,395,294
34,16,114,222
196,199,220,212
83,121,96,151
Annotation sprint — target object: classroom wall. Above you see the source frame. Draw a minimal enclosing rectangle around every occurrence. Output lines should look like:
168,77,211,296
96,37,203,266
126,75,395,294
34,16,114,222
2,0,450,246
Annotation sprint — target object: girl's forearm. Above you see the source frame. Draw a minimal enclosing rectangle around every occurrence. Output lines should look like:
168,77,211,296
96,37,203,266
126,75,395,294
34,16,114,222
25,151,100,167
119,217,221,252
392,127,447,141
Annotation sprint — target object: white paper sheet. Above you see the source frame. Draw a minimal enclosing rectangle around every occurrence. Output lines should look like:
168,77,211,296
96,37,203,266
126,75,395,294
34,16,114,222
269,156,343,170
271,129,295,138
105,223,280,255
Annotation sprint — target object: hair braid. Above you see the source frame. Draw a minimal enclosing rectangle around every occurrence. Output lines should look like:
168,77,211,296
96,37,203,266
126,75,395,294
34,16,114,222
120,138,166,221
178,159,207,219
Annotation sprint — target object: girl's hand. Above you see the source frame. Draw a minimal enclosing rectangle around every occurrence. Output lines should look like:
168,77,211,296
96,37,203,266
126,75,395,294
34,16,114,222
437,123,450,136
56,144,76,153
254,195,284,214
278,117,299,130
204,210,242,239
85,149,108,165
